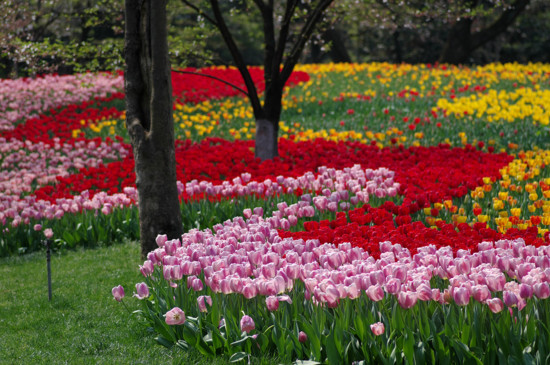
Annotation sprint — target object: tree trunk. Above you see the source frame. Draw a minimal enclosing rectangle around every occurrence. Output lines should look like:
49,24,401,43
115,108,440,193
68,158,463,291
254,118,278,161
125,0,183,258
438,18,473,64
439,0,530,64
324,28,352,63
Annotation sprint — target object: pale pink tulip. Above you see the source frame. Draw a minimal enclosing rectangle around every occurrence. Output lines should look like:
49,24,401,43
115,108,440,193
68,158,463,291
366,285,385,302
156,234,168,247
165,307,186,325
43,228,53,239
472,285,491,302
486,298,504,313
370,322,385,336
134,282,149,300
197,295,212,312
533,283,550,299
266,296,279,311
240,315,255,333
453,286,470,306
111,285,125,302
398,291,418,309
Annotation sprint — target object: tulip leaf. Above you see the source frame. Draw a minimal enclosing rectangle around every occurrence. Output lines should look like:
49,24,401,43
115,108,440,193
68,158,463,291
229,352,249,363
175,339,189,351
326,331,341,365
402,330,415,365
155,335,174,349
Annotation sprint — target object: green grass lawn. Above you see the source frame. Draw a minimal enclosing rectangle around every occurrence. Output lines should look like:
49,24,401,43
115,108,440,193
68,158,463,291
0,241,278,364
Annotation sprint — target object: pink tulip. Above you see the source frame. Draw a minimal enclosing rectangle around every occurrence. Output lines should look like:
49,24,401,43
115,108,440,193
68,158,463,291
503,291,518,307
134,282,149,300
240,315,255,333
33,224,42,231
519,283,533,299
366,285,385,302
298,331,308,343
44,228,54,239
452,286,470,306
165,307,186,325
486,298,504,313
486,274,506,292
111,285,125,302
242,283,258,299
192,278,204,292
140,260,154,277
370,322,385,336
472,285,491,302
533,283,550,299
156,234,168,247
416,283,433,301
197,295,212,312
398,291,418,309
266,296,279,311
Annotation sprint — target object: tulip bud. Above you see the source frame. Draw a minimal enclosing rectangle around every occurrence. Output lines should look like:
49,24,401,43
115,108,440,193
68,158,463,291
240,315,255,333
111,285,125,302
370,322,385,336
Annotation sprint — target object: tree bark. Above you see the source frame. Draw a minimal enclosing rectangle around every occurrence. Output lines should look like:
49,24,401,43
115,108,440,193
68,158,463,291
125,0,183,258
439,0,530,64
254,118,278,160
324,28,352,63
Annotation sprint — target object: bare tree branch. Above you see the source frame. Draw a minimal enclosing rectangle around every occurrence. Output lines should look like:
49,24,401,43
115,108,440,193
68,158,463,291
180,0,219,26
281,0,333,83
171,69,249,96
209,0,263,117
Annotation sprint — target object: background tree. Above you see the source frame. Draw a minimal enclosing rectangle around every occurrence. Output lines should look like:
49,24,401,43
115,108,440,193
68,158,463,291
125,0,183,257
180,0,335,160
312,0,545,65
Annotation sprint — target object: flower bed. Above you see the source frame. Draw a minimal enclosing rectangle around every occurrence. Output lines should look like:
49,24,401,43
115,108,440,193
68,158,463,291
2,63,550,363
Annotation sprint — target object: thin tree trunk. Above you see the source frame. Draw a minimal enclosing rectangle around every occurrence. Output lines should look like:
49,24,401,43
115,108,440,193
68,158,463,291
438,18,473,64
125,0,183,258
324,28,352,63
254,118,278,160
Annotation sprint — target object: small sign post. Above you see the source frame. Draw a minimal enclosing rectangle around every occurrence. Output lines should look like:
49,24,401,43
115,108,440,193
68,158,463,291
45,239,52,301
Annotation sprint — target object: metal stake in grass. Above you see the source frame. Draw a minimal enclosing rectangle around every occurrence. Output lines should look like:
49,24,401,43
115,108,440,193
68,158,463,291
44,239,52,301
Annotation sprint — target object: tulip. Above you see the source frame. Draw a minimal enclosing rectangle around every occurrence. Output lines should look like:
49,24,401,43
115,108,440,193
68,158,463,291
472,285,491,302
366,285,385,302
519,283,533,299
398,291,418,309
155,234,168,247
43,228,54,239
370,322,385,336
111,285,125,302
533,283,550,299
242,283,258,299
503,291,518,307
486,298,504,313
266,296,279,311
134,282,149,300
452,286,470,306
197,295,212,313
240,315,255,333
139,260,154,277
486,274,506,292
298,331,308,343
165,307,186,325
